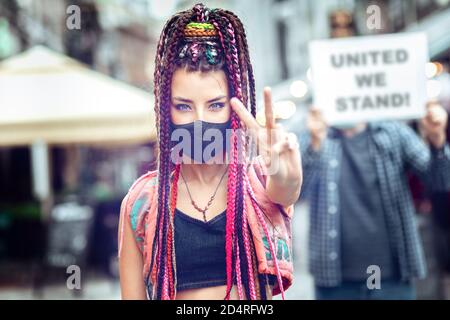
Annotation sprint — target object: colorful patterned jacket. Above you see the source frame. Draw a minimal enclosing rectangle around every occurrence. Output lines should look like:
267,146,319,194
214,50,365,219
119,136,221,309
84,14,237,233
118,155,294,297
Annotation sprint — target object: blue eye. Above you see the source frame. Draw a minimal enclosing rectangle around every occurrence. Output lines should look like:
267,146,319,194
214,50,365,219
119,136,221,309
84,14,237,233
174,104,191,111
209,102,225,110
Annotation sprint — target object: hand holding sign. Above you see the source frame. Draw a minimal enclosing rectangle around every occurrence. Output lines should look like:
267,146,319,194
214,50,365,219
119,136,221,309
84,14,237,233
421,102,448,148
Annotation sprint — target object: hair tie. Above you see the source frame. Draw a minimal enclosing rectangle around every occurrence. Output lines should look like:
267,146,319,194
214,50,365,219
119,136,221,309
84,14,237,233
177,19,221,65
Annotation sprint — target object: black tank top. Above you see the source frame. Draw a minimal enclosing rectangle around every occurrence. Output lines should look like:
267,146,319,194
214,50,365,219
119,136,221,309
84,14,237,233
174,207,276,291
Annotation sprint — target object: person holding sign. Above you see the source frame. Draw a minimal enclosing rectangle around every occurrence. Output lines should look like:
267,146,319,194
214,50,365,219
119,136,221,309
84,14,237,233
298,102,450,300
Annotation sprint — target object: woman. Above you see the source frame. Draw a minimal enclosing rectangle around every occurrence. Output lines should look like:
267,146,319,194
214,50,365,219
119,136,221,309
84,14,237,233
118,3,302,300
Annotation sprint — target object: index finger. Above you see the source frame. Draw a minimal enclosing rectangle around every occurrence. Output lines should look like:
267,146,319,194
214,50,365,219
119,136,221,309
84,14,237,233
229,97,260,131
264,87,275,130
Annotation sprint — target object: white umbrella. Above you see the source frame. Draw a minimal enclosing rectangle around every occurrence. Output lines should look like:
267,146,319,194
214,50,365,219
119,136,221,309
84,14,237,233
0,45,156,146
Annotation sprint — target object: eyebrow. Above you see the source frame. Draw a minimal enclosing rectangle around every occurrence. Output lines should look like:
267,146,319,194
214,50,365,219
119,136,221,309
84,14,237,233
173,95,227,103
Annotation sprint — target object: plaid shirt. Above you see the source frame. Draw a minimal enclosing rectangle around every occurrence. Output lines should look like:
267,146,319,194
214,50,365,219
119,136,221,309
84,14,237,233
299,121,450,287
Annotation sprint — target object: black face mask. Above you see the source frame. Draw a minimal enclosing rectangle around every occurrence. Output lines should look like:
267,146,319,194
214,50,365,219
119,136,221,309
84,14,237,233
169,118,232,163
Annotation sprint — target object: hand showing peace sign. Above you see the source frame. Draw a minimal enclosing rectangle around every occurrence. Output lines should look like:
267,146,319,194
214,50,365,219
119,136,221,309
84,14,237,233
230,87,302,207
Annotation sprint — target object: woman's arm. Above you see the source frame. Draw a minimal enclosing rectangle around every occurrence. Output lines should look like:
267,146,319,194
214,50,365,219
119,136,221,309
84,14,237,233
118,205,148,300
265,146,302,208
266,178,302,209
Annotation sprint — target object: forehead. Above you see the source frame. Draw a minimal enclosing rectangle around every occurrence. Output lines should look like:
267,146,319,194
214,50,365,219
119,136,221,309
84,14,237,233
171,68,229,99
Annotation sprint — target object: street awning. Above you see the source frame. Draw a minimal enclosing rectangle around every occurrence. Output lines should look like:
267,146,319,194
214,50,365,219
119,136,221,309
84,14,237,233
0,46,156,146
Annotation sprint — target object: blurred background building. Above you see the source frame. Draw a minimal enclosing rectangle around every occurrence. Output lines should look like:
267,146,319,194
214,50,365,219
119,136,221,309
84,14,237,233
0,0,449,299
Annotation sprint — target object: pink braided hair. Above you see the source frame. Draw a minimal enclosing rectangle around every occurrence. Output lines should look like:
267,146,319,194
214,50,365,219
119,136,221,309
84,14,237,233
146,3,285,301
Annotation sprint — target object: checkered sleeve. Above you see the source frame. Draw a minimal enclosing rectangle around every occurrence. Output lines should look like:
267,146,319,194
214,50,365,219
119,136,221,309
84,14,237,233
298,130,322,200
397,122,450,191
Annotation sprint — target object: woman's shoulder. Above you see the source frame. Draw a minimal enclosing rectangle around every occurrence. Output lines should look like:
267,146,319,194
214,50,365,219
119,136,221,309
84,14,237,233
132,169,158,189
121,170,158,227
125,170,158,200
118,170,159,256
124,169,158,204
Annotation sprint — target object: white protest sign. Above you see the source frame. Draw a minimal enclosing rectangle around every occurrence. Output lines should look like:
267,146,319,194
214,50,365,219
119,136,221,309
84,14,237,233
309,32,428,126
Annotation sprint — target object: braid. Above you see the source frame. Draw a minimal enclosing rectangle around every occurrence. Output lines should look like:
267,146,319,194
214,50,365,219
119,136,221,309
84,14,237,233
159,14,192,299
209,15,240,299
151,11,193,300
221,11,248,108
245,173,285,299
249,235,263,300
221,10,256,117
258,274,268,300
153,11,190,153
235,151,251,300
167,164,181,299
210,11,260,300
242,200,257,299
219,10,257,172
